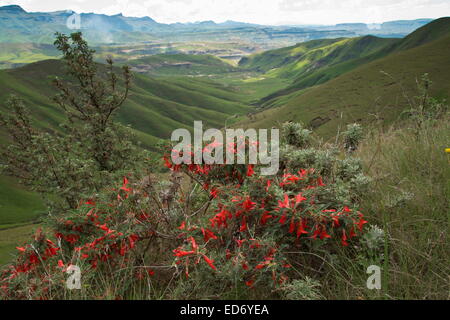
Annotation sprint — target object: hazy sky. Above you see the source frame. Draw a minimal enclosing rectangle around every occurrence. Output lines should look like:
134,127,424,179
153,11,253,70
1,0,450,25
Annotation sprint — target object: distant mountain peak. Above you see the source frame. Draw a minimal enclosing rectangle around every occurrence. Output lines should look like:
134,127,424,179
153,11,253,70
0,4,26,13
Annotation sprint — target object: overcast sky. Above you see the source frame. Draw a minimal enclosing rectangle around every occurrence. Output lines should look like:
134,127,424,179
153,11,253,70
1,0,450,25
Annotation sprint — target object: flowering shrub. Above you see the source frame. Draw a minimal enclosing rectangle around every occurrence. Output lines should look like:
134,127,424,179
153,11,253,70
0,122,370,300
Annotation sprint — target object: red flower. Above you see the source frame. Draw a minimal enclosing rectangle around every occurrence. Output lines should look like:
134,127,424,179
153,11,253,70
16,247,26,253
265,180,271,192
279,213,287,225
128,234,139,249
260,211,273,225
278,194,290,209
202,255,216,270
241,197,256,211
297,219,308,238
188,236,198,252
120,176,132,193
342,230,349,246
239,217,248,232
357,214,368,231
317,177,326,187
173,248,195,257
201,228,218,242
295,193,307,205
210,188,219,199
289,218,296,234
163,156,172,169
319,229,332,239
236,239,247,247
85,199,96,206
246,164,255,177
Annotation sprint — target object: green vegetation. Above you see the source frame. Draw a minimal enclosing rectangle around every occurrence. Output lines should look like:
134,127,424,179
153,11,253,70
0,224,39,267
236,19,450,139
126,53,237,76
0,17,449,300
0,43,59,69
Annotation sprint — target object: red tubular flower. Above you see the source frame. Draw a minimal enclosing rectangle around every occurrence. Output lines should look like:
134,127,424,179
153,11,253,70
265,179,271,192
241,197,256,211
298,169,308,178
128,234,139,249
239,216,248,232
173,248,196,257
260,211,273,225
279,213,287,225
255,262,268,270
319,229,332,240
289,218,296,234
342,230,349,246
85,199,96,206
178,221,186,230
278,194,290,209
357,213,368,231
202,255,216,270
163,156,172,169
295,193,307,205
317,177,326,187
210,188,219,199
297,219,308,238
246,164,255,177
236,239,246,247
188,237,198,252
201,228,218,242
120,176,132,193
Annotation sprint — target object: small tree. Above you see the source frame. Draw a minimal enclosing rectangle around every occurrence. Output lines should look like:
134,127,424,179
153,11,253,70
0,32,146,212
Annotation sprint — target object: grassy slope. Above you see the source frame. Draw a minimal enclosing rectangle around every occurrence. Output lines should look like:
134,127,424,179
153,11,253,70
0,59,250,143
237,31,450,139
0,43,60,69
356,119,450,299
0,224,39,266
240,36,398,81
242,18,450,105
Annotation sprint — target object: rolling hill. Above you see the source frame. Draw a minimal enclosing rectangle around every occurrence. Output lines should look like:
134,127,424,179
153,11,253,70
0,59,250,145
236,18,450,138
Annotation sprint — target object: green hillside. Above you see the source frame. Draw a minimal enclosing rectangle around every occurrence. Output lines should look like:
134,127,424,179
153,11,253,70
236,32,450,137
0,43,60,69
390,17,450,51
240,36,398,79
0,59,250,144
240,18,450,105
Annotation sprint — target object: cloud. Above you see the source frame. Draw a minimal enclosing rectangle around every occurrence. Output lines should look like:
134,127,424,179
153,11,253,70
1,0,449,24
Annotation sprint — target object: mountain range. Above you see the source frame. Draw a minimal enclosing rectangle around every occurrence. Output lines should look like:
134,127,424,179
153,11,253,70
0,4,434,45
